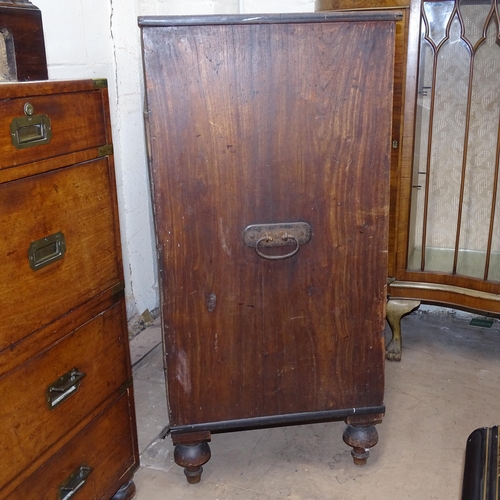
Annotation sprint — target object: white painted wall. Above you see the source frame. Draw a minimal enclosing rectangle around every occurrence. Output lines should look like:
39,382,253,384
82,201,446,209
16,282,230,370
34,0,315,319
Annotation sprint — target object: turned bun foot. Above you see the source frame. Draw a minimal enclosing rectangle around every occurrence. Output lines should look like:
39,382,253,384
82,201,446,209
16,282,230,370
342,424,378,465
174,441,211,484
110,480,136,500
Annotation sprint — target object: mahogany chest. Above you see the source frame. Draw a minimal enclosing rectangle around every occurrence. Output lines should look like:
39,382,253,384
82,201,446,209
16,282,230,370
0,80,138,499
140,12,400,483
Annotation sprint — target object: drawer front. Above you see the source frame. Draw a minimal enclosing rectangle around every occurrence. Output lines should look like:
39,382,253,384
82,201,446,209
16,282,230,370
5,392,138,500
0,302,130,491
0,90,107,169
0,158,122,352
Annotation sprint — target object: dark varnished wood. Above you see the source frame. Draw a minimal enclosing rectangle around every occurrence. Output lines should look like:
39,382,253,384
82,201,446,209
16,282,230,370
342,424,379,465
141,13,396,479
0,1,48,81
174,442,212,484
171,431,212,484
169,406,386,435
317,0,410,279
139,11,402,27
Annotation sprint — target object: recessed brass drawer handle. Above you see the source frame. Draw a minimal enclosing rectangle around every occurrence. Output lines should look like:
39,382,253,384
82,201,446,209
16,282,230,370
243,222,312,261
47,368,86,410
28,232,66,271
10,102,52,150
58,464,92,500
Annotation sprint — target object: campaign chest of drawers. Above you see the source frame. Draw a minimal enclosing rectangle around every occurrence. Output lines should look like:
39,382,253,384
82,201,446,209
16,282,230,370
0,80,138,499
140,12,400,483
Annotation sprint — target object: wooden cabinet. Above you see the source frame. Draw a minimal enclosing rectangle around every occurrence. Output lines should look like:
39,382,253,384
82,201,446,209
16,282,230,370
140,12,399,483
318,0,500,360
0,1,48,81
0,80,138,500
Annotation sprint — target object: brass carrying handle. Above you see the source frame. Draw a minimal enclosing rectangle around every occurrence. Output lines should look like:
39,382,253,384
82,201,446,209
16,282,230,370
243,222,312,261
255,234,300,260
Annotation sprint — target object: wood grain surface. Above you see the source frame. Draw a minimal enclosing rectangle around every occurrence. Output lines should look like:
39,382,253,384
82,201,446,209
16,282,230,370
0,159,121,352
0,303,129,493
142,17,395,427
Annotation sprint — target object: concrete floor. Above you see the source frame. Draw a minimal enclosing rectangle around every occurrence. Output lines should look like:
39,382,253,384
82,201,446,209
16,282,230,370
130,308,500,499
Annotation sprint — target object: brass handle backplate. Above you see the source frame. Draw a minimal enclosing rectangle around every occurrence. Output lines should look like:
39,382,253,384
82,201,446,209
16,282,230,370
243,222,312,260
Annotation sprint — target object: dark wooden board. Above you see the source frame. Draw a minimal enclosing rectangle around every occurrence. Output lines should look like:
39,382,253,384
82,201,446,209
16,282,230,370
142,17,395,428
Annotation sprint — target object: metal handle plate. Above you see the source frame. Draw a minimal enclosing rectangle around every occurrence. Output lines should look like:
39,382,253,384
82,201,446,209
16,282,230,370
58,465,92,500
28,232,66,271
47,368,86,410
10,112,52,149
243,222,312,260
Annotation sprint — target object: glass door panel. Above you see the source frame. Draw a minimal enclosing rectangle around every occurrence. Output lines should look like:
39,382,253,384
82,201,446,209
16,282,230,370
407,0,500,283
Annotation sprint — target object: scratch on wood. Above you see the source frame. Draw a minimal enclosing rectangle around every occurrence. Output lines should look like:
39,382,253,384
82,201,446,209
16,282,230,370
175,349,192,395
219,217,232,256
209,121,222,130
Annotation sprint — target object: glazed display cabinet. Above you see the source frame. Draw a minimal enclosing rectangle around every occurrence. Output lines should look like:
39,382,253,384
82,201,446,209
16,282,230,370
140,12,399,483
318,0,500,360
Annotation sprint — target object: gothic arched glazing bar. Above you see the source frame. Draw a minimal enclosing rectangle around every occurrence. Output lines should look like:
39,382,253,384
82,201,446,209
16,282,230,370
410,0,500,282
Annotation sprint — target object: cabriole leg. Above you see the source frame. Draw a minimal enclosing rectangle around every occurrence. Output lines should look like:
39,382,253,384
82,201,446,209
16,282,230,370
386,299,420,361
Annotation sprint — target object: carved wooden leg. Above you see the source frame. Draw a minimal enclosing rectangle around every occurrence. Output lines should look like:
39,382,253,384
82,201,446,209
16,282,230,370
110,480,136,500
386,298,420,361
172,431,212,484
343,414,383,465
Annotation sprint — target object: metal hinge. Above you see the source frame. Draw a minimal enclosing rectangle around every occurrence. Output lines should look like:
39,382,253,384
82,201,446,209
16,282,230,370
92,78,108,89
98,144,114,157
